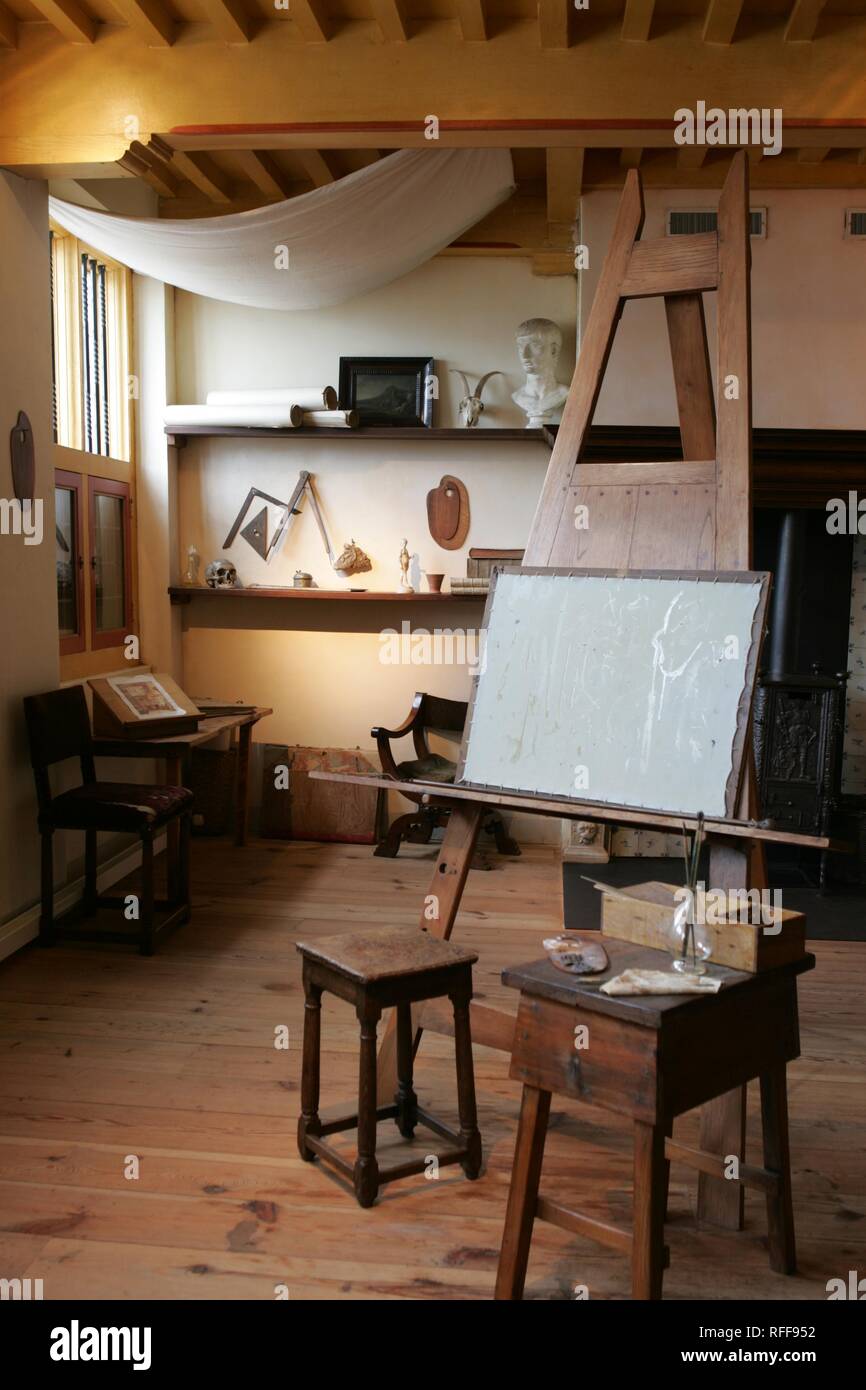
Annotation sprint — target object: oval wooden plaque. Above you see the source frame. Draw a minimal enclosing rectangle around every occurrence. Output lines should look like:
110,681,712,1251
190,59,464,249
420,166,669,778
426,474,469,550
11,411,35,504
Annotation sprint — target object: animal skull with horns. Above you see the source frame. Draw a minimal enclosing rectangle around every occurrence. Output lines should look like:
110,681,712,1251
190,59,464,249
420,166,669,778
450,370,504,428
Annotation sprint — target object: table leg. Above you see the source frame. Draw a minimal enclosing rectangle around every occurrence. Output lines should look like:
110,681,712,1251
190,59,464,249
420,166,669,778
632,1120,667,1301
697,832,762,1230
235,721,252,846
697,1086,747,1230
395,1002,418,1139
298,975,323,1162
166,753,184,905
760,1064,797,1275
354,998,381,1209
376,801,484,1106
451,975,482,1180
494,1084,551,1300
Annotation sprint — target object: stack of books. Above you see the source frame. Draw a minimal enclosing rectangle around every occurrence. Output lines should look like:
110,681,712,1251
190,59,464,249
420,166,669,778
450,576,490,596
450,547,525,597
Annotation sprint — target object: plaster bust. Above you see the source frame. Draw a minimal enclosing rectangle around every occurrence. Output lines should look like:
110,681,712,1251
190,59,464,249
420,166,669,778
512,317,568,428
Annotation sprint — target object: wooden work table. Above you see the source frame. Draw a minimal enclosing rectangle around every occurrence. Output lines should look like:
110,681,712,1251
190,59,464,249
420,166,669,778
496,939,815,1299
94,706,272,846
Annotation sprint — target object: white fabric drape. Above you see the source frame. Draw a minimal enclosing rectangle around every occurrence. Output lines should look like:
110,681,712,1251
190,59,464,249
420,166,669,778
49,149,515,311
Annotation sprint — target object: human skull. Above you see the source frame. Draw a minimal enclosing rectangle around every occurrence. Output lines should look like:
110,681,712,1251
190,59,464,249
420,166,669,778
205,558,238,589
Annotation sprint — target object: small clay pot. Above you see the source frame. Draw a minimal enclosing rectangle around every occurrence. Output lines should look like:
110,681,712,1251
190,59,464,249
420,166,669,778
425,573,445,593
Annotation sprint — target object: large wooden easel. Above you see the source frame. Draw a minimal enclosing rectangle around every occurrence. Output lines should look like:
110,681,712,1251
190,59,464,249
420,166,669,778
319,152,817,1231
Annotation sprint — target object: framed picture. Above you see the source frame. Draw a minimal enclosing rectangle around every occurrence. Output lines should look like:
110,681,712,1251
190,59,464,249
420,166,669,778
338,356,434,428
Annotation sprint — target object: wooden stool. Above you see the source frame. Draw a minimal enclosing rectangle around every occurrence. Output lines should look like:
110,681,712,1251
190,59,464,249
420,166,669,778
296,927,482,1208
494,940,815,1300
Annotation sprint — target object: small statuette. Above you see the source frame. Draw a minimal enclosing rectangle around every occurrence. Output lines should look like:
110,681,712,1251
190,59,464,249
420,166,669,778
333,539,372,579
399,538,414,594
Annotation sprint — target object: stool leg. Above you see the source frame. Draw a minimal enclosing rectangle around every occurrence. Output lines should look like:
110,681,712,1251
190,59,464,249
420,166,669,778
298,975,323,1162
760,1065,797,1275
495,1084,551,1300
451,983,482,1179
395,1002,418,1138
178,812,192,921
39,830,55,946
354,999,381,1208
632,1120,667,1300
139,831,155,957
84,830,98,915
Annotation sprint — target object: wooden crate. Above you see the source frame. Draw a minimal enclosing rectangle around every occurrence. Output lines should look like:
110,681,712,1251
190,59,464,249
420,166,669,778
600,879,806,973
259,745,383,844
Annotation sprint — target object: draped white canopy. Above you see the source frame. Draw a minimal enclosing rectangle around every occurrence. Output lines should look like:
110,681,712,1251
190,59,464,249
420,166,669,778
49,148,515,311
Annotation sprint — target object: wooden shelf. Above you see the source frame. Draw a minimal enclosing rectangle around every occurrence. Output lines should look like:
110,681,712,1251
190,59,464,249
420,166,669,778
169,585,486,605
165,425,555,447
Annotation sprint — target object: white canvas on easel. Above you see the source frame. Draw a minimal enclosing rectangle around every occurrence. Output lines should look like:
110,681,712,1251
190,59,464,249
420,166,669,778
457,568,770,819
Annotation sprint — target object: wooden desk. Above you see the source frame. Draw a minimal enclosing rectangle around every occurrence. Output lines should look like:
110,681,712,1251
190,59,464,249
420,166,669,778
495,940,815,1300
93,707,272,847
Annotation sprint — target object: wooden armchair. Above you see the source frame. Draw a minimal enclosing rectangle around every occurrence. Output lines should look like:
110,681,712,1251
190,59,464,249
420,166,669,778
371,691,520,859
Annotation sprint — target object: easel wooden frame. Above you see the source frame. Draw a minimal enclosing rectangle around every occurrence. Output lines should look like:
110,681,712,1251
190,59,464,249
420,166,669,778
314,152,815,1232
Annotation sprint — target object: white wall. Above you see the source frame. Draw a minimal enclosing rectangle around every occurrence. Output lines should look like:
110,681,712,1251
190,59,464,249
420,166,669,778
170,256,575,840
581,187,866,430
0,173,59,926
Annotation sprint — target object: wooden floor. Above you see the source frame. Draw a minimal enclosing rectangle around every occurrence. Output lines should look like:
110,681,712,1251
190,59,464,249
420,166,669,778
0,838,863,1301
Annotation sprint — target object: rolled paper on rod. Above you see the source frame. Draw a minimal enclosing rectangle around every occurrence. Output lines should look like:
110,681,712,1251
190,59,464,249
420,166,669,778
164,403,303,428
302,409,360,429
206,387,338,410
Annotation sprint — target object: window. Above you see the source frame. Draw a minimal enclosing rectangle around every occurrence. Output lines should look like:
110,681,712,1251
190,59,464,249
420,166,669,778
666,208,767,238
88,476,133,649
50,228,133,462
55,469,85,656
80,253,111,457
50,227,136,674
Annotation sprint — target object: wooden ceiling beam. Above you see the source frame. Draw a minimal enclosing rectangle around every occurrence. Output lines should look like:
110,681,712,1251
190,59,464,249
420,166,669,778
538,1,570,49
785,1,827,42
28,0,96,43
236,149,294,199
170,149,234,202
622,0,655,42
204,0,252,43
290,0,331,41
702,0,744,44
117,149,176,197
109,0,175,46
546,147,583,224
455,0,486,42
299,149,338,187
127,139,180,194
0,1,17,46
372,0,408,42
